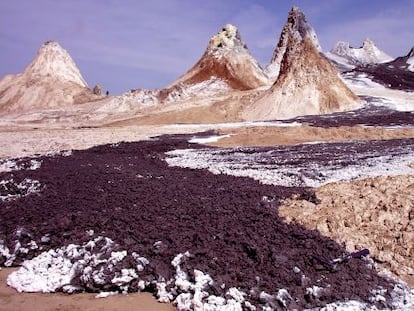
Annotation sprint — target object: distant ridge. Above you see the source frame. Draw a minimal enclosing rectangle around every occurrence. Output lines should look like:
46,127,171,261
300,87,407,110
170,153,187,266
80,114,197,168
326,38,393,70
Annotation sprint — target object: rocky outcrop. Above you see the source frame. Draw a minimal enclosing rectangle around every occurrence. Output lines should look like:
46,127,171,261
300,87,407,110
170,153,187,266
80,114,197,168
0,41,97,115
92,84,102,96
243,7,360,121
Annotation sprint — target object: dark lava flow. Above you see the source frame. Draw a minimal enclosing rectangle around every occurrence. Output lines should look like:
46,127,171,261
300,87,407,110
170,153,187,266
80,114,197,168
279,102,414,128
0,135,397,309
354,50,414,92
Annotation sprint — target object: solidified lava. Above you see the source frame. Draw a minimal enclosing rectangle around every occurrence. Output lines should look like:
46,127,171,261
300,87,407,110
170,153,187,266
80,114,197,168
287,103,414,128
0,135,396,309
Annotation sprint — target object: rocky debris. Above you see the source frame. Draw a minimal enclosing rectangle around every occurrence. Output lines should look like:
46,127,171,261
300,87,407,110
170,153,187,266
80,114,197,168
265,6,321,81
326,39,393,70
354,46,414,91
98,78,232,114
92,84,102,96
280,174,414,287
164,24,268,97
0,158,42,173
0,41,97,115
93,88,160,115
0,178,41,202
0,135,406,309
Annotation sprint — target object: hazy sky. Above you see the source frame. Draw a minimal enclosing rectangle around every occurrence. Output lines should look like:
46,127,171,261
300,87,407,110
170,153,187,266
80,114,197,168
1,0,413,94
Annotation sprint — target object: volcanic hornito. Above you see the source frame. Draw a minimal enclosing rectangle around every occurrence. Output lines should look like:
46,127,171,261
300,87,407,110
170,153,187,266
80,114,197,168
0,41,98,115
161,24,269,100
243,7,361,121
264,6,321,82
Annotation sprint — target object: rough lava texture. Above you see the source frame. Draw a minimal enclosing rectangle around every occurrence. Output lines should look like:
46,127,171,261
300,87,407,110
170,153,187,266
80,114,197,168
1,135,413,310
243,34,360,121
0,41,98,115
326,39,393,70
354,46,414,91
165,24,269,94
265,6,321,81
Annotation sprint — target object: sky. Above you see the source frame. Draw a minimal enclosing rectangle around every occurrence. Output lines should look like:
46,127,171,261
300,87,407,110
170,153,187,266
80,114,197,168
1,0,413,94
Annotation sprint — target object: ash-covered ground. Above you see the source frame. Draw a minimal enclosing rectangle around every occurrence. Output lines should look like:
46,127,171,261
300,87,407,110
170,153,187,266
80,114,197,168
1,134,413,310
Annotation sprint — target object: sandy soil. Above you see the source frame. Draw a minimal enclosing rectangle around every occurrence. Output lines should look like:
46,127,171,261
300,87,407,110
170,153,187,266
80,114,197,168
108,91,260,126
280,174,414,287
211,125,414,147
0,268,173,311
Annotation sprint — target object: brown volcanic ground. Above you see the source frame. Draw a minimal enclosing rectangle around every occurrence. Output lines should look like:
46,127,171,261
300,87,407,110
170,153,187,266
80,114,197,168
210,125,414,148
280,174,414,287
